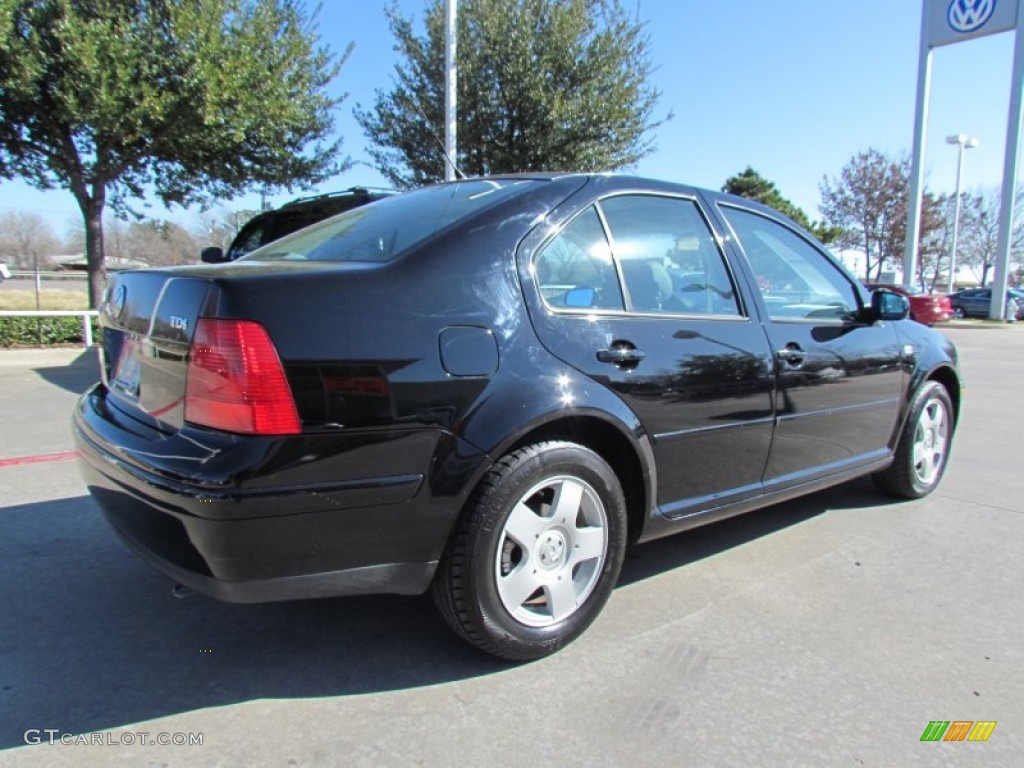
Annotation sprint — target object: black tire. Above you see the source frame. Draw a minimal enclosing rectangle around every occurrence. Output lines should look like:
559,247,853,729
873,381,954,499
952,306,966,319
431,441,627,661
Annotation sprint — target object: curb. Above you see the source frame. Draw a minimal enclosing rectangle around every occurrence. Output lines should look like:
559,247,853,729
942,321,1020,330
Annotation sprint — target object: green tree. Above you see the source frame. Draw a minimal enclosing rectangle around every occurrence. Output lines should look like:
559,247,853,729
0,0,349,307
722,166,839,244
355,0,667,188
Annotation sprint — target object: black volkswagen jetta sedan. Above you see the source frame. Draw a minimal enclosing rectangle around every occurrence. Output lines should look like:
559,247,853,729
74,174,961,660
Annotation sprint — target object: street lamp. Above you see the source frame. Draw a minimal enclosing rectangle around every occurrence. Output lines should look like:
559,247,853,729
946,134,979,293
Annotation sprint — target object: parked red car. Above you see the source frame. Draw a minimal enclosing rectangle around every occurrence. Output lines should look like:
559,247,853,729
864,284,952,325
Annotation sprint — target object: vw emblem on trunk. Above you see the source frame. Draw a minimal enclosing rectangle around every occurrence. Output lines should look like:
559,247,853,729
948,0,996,33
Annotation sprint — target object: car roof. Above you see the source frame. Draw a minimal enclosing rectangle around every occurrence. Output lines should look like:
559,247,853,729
280,186,395,209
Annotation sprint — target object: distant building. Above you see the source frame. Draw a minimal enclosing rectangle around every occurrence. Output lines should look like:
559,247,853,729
53,254,148,271
829,247,904,285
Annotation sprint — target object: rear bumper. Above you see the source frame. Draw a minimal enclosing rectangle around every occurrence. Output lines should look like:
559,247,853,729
73,385,468,602
99,500,437,603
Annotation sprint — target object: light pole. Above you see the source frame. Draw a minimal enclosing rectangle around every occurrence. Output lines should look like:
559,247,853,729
946,134,979,293
443,0,458,181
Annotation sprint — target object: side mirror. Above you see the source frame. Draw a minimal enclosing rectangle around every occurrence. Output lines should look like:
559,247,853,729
564,287,595,308
200,246,228,264
870,289,909,322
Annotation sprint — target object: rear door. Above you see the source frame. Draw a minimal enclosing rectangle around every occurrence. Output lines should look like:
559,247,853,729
714,203,905,490
525,192,776,518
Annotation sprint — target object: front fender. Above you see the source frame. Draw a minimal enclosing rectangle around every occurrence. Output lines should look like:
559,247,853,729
891,323,963,444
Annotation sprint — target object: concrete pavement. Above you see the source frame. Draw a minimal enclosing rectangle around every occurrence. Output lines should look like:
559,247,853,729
0,326,1021,767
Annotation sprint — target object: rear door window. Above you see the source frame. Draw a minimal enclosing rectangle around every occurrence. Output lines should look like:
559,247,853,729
534,206,624,311
598,195,740,316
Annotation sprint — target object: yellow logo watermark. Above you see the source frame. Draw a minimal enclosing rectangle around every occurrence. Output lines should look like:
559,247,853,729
920,721,997,742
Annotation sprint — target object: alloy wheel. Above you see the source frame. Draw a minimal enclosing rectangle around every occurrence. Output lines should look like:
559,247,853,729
494,475,608,627
912,395,950,486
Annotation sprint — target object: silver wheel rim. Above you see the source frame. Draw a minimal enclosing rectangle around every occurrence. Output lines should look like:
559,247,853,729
912,396,949,486
494,475,608,628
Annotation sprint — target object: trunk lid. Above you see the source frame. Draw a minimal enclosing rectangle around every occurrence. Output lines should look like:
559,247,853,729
99,261,360,433
100,270,214,432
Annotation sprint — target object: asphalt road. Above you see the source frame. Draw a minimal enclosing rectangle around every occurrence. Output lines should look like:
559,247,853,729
0,327,1021,767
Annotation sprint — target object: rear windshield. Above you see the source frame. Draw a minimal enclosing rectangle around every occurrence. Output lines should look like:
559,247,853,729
242,179,541,263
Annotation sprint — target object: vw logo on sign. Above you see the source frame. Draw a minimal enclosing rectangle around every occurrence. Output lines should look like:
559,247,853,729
947,0,997,33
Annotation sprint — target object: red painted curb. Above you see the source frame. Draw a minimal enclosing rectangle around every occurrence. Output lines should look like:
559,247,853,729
0,450,79,467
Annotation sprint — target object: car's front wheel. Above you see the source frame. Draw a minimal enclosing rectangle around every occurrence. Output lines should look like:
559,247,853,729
432,441,627,660
873,381,954,499
952,306,966,319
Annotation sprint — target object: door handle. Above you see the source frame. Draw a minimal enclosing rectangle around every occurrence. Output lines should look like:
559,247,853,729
776,343,805,367
597,343,645,366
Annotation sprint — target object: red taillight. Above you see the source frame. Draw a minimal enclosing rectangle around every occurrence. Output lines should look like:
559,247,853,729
185,318,301,435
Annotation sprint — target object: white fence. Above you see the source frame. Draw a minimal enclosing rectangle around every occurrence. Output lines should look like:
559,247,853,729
4,270,88,282
0,310,99,348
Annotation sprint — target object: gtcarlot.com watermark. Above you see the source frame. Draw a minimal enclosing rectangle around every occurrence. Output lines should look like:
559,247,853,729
24,729,203,747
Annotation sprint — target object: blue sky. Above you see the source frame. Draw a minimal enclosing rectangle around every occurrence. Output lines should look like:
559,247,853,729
0,0,1016,235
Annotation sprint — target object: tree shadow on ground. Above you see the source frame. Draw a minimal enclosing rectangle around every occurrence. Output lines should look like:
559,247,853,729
0,477,889,749
30,349,100,395
619,476,888,586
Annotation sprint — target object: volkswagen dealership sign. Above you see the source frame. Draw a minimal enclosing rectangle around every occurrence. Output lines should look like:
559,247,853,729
905,0,1024,320
929,0,1017,46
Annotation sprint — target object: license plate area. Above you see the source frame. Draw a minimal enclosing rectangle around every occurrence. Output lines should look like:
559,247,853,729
111,337,144,399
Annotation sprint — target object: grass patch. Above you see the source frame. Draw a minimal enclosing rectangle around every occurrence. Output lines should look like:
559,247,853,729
0,289,89,311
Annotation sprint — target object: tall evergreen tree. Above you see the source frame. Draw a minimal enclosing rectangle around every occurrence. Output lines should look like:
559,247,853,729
723,167,839,244
355,0,668,188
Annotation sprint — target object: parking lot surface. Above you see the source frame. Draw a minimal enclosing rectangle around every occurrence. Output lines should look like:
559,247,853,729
0,326,1021,767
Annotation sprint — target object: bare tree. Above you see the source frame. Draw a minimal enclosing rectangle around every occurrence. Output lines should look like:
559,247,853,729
820,149,942,284
820,150,906,282
955,190,1000,287
103,218,132,264
917,192,952,291
123,220,200,267
0,211,61,268
933,186,1024,288
193,208,259,252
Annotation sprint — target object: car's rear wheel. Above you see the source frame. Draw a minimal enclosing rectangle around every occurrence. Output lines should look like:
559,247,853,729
431,441,627,660
873,381,954,499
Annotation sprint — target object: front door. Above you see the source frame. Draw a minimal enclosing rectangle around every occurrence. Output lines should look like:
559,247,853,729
715,204,905,490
